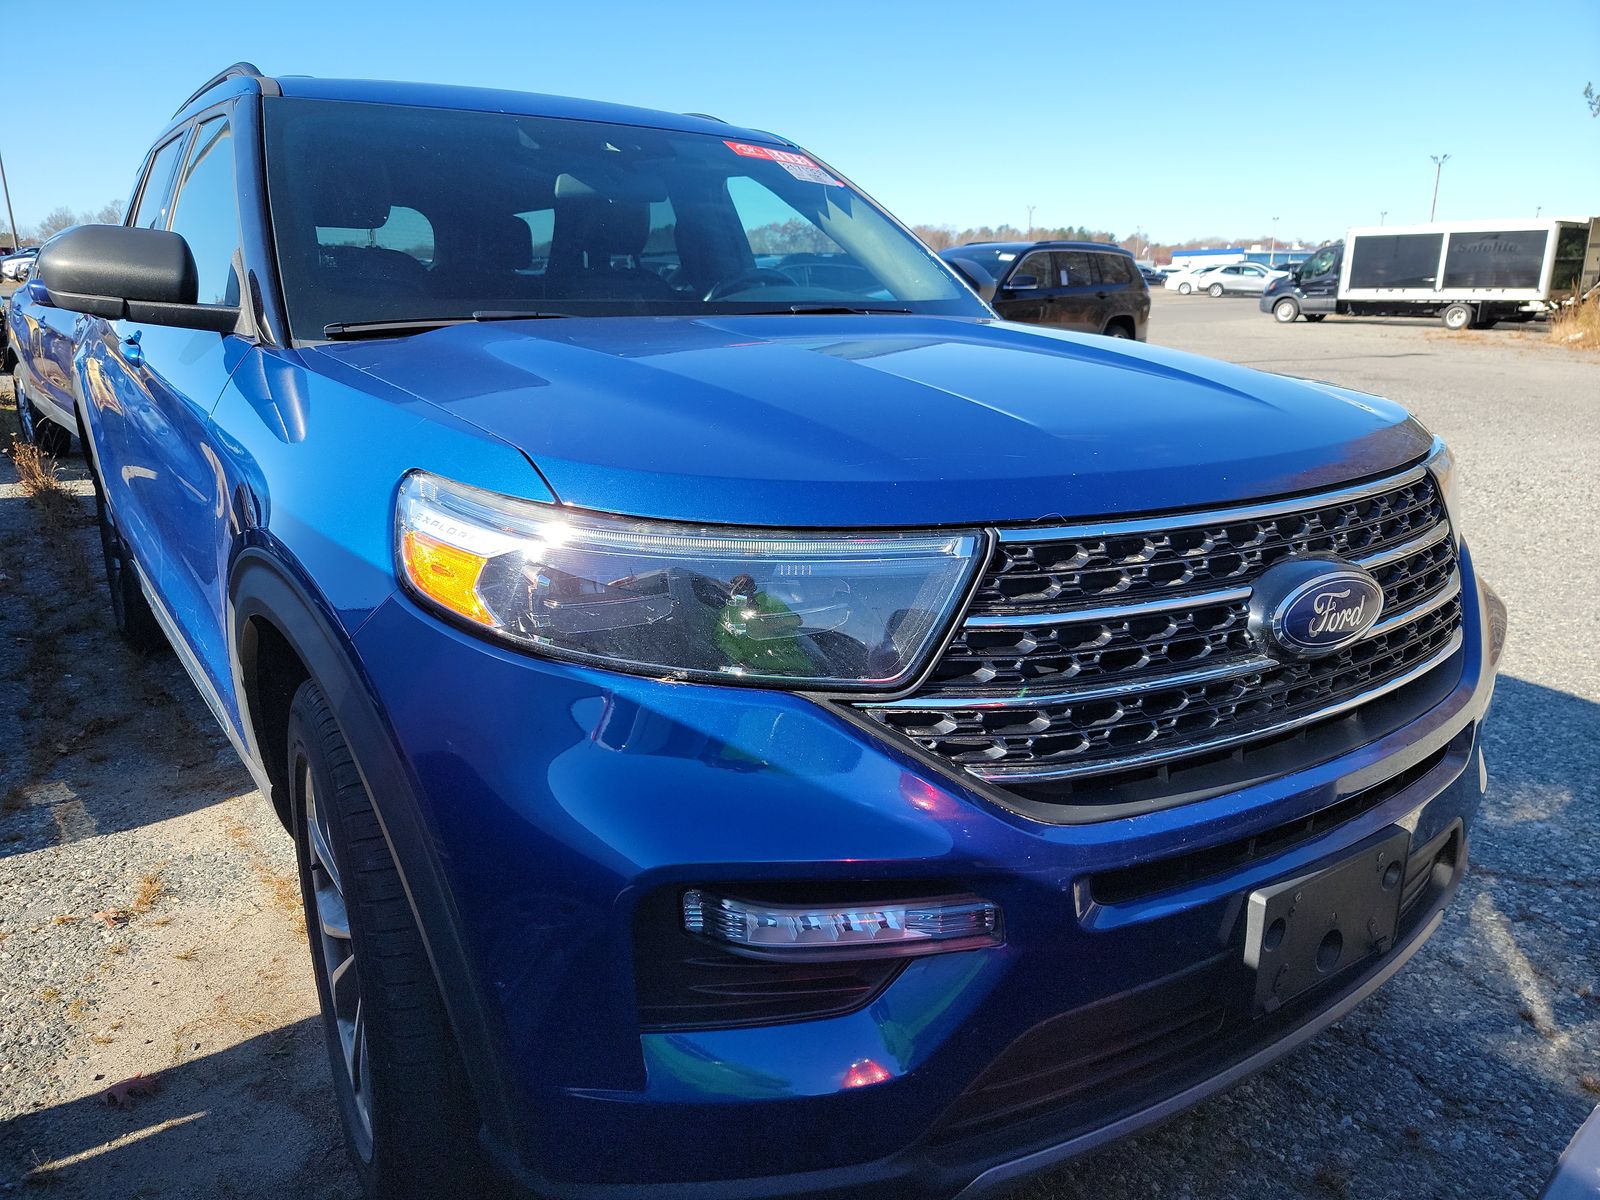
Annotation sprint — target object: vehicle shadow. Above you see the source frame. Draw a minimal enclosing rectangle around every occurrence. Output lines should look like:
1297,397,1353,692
0,1018,356,1197
0,437,253,860
1024,674,1599,1200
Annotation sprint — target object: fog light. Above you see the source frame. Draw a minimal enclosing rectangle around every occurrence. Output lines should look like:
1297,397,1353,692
682,890,1002,961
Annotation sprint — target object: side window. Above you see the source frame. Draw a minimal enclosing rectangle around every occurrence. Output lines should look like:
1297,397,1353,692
639,199,680,279
1098,254,1135,284
318,205,435,265
1014,251,1056,287
1059,251,1095,286
518,209,554,273
726,175,843,257
129,134,188,230
1303,247,1338,277
168,116,241,305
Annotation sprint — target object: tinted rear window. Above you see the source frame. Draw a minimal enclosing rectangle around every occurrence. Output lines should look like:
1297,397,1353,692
1096,253,1136,284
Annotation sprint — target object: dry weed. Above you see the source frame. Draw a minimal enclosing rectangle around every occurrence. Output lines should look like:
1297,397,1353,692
1549,298,1600,350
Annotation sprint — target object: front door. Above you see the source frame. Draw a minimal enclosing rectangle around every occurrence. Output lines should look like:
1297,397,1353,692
1296,244,1342,311
993,250,1061,324
89,111,245,717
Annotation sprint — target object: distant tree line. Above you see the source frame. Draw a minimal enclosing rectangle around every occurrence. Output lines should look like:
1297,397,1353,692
744,220,1316,265
910,224,1314,263
6,199,125,248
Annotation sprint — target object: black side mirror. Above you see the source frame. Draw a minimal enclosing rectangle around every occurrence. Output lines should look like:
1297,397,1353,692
36,225,240,333
945,256,998,305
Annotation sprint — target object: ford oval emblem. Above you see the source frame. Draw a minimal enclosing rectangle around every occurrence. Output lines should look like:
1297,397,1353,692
1248,558,1384,658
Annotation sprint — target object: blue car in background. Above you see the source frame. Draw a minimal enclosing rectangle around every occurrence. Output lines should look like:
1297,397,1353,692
33,63,1504,1200
5,272,80,455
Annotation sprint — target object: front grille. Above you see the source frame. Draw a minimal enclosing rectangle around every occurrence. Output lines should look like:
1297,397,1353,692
969,472,1442,614
857,466,1465,814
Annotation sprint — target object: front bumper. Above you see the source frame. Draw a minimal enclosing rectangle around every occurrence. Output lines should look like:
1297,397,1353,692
350,544,1504,1199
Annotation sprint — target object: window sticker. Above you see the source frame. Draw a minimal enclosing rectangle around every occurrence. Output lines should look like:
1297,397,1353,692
724,140,843,186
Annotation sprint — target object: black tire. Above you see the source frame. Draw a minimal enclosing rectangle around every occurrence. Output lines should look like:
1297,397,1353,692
1304,313,1327,323
1103,320,1133,339
87,457,167,652
14,384,72,456
15,382,38,446
1207,282,1225,298
1177,282,1192,295
1442,303,1475,331
288,680,489,1199
1273,297,1300,323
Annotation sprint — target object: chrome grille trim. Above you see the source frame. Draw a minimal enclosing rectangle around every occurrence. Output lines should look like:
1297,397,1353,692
1367,571,1461,637
992,465,1428,544
872,654,1281,711
874,572,1460,714
965,586,1252,630
967,629,1463,783
856,461,1463,795
1356,522,1452,569
966,524,1448,633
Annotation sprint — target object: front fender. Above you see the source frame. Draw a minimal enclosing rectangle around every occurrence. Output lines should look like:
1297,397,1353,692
228,546,520,1153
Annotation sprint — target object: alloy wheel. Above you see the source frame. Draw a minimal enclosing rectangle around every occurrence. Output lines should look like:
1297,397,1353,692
304,768,374,1157
16,387,36,444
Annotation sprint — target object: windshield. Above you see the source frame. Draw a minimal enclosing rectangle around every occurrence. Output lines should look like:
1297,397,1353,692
262,98,984,338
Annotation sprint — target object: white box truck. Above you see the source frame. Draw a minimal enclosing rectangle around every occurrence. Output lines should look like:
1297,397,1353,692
1261,217,1596,329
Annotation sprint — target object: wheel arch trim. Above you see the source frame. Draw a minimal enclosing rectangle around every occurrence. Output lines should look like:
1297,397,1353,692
228,546,520,1149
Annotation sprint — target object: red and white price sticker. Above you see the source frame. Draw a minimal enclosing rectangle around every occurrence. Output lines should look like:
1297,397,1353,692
724,140,843,186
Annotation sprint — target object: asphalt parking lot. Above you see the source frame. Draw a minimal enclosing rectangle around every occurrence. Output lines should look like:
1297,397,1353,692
1,297,1596,1199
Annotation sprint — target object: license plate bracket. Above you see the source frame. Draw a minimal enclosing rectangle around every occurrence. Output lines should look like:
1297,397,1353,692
1244,827,1410,1017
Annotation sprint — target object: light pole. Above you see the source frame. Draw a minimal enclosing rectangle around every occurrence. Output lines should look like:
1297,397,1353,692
1429,154,1450,221
1380,210,1388,225
1268,216,1279,266
1025,204,1035,239
0,148,19,255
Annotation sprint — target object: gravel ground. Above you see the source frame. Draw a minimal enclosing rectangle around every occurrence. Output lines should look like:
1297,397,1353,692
0,304,1596,1199
0,376,358,1197
1023,296,1600,1200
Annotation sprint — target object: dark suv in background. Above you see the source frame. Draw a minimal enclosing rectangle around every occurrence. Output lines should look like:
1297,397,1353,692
940,240,1149,338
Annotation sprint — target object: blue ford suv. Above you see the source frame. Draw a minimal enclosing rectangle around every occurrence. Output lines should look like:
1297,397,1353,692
35,64,1505,1200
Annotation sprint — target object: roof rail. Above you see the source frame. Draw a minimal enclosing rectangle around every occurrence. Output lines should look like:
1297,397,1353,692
173,62,272,116
682,111,727,123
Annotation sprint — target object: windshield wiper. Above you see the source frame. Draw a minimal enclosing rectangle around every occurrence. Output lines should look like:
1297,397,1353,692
737,303,913,316
322,310,574,340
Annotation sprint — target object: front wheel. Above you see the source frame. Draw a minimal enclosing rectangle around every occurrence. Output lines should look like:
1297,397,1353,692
1177,282,1192,295
289,680,489,1199
1207,283,1225,298
1442,302,1475,331
1273,298,1300,323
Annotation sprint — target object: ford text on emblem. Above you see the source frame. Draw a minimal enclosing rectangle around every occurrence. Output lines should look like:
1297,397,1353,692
1248,558,1385,658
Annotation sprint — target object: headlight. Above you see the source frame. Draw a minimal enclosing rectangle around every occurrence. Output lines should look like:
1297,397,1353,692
396,472,982,689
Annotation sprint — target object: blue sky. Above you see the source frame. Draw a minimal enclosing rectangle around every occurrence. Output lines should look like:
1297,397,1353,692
4,0,1597,244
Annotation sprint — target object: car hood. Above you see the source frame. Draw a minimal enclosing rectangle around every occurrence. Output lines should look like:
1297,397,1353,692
308,315,1431,528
